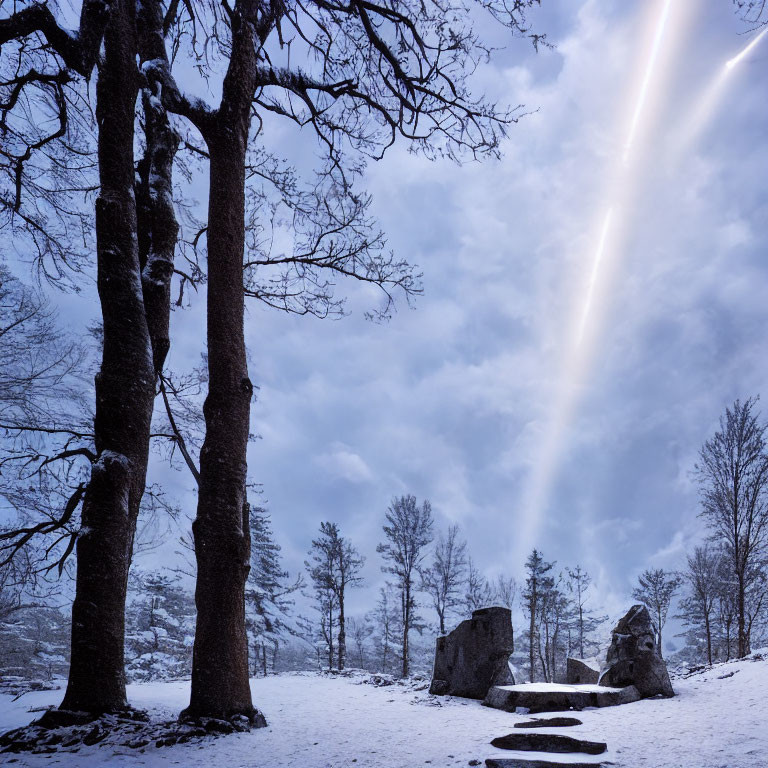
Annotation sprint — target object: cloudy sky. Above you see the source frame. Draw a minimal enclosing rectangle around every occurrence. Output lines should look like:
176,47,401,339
9,0,768,640
198,0,765,628
168,0,768,631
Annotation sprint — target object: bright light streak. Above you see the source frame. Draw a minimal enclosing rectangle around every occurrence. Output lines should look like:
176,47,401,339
511,0,687,566
623,0,673,164
725,28,768,69
577,208,614,345
674,27,767,159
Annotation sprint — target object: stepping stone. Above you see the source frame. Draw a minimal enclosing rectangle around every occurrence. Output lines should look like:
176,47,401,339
485,760,601,768
514,717,583,729
490,733,607,755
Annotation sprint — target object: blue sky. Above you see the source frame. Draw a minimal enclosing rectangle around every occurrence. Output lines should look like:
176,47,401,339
7,0,768,641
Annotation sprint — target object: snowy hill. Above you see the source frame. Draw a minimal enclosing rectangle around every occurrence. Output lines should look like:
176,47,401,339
1,653,767,767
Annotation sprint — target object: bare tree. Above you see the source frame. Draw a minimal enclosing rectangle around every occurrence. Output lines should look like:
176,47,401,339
564,565,604,659
421,524,467,634
522,549,554,682
347,615,373,669
135,0,543,717
492,575,517,611
1,0,185,717
372,584,400,674
305,522,364,670
465,556,494,614
632,568,681,658
377,495,434,677
678,546,721,666
696,397,768,657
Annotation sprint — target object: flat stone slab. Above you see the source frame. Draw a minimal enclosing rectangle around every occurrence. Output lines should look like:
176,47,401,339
490,733,606,755
514,717,583,729
484,683,641,713
486,760,602,768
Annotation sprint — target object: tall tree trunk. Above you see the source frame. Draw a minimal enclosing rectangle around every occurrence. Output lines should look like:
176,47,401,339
59,0,155,715
529,582,536,682
338,588,346,671
136,0,179,376
657,608,664,659
737,571,746,658
402,581,410,678
704,611,712,666
180,4,265,724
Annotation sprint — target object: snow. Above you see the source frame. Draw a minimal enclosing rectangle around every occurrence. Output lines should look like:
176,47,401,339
2,654,768,767
494,683,624,693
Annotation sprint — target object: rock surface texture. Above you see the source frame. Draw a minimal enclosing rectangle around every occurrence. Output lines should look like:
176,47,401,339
429,607,515,699
490,733,607,754
598,605,674,698
566,657,600,685
513,717,583,729
483,683,641,713
485,760,602,768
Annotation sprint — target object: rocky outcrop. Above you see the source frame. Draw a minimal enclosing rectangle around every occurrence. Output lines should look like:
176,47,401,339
566,657,600,685
429,607,515,699
598,605,674,698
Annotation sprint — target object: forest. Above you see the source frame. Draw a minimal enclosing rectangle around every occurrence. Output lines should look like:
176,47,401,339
1,0,768,765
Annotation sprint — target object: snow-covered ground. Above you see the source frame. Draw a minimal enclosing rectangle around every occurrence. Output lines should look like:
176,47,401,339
1,653,767,767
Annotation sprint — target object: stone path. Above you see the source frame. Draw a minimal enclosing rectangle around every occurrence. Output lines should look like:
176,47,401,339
485,711,609,768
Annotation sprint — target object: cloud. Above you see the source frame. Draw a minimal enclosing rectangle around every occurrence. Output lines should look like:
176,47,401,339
315,444,374,485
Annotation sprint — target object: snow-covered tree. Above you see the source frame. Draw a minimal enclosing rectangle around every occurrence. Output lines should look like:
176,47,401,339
565,565,604,659
125,571,195,682
377,495,434,677
696,397,768,657
632,568,682,658
522,549,555,682
421,524,467,634
246,506,302,676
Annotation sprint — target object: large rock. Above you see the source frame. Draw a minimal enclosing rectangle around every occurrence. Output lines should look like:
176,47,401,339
483,683,641,713
429,607,514,699
566,658,600,685
598,605,674,698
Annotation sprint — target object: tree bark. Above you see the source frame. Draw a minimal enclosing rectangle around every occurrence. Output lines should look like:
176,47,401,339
338,588,346,671
737,570,746,658
60,0,155,714
181,7,262,722
402,582,410,678
529,580,537,682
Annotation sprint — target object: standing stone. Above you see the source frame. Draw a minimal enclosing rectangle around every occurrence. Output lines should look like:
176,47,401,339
566,657,600,685
598,605,674,698
429,607,514,699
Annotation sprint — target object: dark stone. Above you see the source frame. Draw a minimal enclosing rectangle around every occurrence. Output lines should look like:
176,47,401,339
566,658,600,685
203,718,235,734
82,725,107,746
490,733,606,755
599,605,674,698
486,760,601,768
483,683,641,713
514,717,583,728
429,607,515,699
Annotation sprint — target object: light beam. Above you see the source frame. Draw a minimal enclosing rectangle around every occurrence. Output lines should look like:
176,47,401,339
511,0,689,565
725,27,768,69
